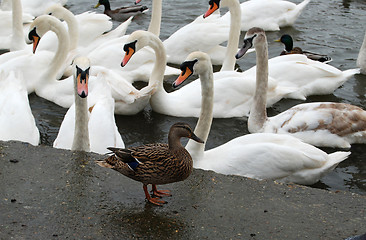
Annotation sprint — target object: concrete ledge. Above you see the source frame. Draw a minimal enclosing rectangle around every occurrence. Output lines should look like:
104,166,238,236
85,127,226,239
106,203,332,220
0,141,365,239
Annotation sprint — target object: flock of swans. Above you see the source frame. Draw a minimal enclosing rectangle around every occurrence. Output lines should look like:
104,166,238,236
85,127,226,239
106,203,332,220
0,0,365,186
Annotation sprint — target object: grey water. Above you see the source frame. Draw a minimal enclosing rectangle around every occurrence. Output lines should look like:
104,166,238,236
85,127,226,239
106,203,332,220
27,0,366,195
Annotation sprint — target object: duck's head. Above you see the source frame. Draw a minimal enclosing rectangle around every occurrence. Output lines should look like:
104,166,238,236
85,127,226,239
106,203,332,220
236,27,266,59
169,122,204,144
73,57,90,98
121,30,155,67
173,51,211,88
94,0,109,8
275,34,293,52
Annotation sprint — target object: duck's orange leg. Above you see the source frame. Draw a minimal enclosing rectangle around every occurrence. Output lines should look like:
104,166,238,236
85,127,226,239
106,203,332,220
152,184,171,198
143,184,165,206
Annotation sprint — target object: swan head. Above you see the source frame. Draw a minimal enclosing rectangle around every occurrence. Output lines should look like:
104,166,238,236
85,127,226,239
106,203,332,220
44,4,70,20
236,27,266,59
173,51,211,88
28,15,66,54
73,57,90,98
204,0,220,18
121,30,156,67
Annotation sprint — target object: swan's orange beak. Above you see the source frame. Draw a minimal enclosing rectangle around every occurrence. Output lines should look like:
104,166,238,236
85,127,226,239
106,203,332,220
203,0,219,18
173,67,192,88
173,59,197,88
135,0,142,4
76,67,89,98
28,27,40,54
121,47,135,67
32,36,40,54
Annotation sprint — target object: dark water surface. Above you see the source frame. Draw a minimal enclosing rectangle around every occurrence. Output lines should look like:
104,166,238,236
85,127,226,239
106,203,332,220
27,0,366,195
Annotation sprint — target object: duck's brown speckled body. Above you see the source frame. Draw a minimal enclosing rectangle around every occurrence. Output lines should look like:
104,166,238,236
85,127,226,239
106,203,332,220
96,122,204,206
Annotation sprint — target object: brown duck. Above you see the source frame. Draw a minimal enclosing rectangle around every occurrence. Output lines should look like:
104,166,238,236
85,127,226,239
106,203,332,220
94,0,148,22
96,122,204,206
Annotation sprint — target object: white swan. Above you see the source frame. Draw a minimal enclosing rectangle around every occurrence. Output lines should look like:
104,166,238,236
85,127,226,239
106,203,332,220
0,0,33,51
137,0,239,66
240,53,359,100
220,0,311,31
53,56,124,154
1,0,67,16
0,70,39,145
122,30,292,118
0,15,70,98
175,51,350,185
236,27,366,149
202,0,243,71
357,31,366,75
28,15,152,115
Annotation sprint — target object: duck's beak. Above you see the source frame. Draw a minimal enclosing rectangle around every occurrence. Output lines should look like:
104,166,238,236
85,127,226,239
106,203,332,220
76,67,89,98
172,67,193,88
190,132,204,144
94,3,101,8
135,0,142,4
203,0,219,18
274,38,281,42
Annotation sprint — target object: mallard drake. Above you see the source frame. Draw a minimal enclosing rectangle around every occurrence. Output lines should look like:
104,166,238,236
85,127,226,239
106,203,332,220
275,34,332,63
94,0,148,22
96,122,204,206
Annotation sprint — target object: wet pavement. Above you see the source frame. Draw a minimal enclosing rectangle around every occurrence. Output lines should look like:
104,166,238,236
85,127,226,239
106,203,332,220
0,141,365,239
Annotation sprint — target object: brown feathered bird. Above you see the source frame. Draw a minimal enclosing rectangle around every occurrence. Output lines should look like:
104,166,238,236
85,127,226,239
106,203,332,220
96,122,204,206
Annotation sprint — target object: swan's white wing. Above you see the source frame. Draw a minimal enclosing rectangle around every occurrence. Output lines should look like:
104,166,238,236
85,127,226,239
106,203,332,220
53,104,75,150
0,71,39,145
75,11,113,47
88,96,124,154
243,54,359,98
163,12,230,65
227,0,311,31
201,133,349,185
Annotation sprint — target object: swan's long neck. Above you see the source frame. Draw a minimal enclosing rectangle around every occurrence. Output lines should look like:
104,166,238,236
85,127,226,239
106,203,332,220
248,39,269,133
220,0,241,72
148,0,162,36
147,36,167,92
57,8,79,51
42,21,70,82
186,64,214,160
72,84,90,152
11,0,26,51
357,31,366,75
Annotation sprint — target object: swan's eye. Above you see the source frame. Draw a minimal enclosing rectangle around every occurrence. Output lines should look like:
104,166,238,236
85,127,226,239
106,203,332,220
123,40,137,53
28,27,38,41
179,59,198,73
208,0,220,8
